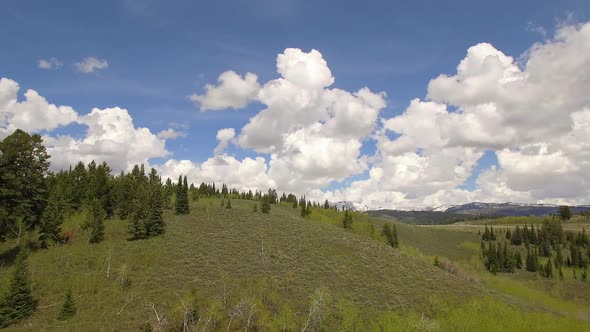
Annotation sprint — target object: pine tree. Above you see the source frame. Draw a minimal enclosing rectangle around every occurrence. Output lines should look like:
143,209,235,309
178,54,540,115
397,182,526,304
483,226,490,241
545,259,553,279
583,267,588,281
392,225,399,248
146,169,165,236
0,249,35,328
221,199,225,207
490,225,496,241
261,196,271,214
226,198,232,209
323,199,330,209
253,203,258,213
0,130,50,241
306,200,312,216
342,210,353,229
382,224,399,249
58,290,76,320
82,198,105,244
38,191,65,248
300,199,307,217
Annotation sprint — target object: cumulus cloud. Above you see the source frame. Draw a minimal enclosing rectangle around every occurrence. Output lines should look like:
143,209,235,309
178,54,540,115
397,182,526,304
0,78,78,138
214,128,236,154
45,107,169,172
75,57,109,73
190,71,260,111
157,128,187,140
1,77,168,173
157,155,275,192
37,57,63,70
317,21,590,208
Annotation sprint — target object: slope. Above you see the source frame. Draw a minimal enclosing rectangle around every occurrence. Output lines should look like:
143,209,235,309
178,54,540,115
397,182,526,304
0,199,478,330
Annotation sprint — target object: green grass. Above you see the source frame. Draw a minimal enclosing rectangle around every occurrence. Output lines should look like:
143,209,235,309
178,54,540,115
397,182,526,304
2,199,589,330
0,199,478,330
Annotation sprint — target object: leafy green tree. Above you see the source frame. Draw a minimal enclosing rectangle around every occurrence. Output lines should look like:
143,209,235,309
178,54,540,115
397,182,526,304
559,205,572,221
0,129,50,241
0,249,35,328
38,191,65,248
82,198,106,244
58,290,76,320
342,210,353,229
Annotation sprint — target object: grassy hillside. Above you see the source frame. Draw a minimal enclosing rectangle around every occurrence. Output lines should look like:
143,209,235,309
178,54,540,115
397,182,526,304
0,199,477,330
2,198,590,330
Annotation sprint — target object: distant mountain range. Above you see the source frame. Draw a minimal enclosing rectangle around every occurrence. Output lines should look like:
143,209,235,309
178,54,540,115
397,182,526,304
428,202,590,217
332,201,369,212
334,200,590,225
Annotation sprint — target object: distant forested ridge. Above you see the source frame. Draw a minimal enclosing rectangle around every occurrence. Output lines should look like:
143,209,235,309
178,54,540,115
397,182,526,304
367,209,482,225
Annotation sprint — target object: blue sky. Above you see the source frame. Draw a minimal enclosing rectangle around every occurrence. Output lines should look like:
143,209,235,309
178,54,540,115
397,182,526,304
2,0,589,207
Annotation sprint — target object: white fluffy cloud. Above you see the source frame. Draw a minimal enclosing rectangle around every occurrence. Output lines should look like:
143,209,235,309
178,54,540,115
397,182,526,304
37,57,63,70
44,107,169,172
157,128,187,140
320,22,590,208
157,155,275,192
214,128,236,154
75,57,109,73
1,77,168,173
190,48,386,193
0,78,78,138
190,71,260,111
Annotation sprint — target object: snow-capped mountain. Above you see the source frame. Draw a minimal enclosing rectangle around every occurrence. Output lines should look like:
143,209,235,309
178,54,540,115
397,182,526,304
332,201,369,212
428,202,590,216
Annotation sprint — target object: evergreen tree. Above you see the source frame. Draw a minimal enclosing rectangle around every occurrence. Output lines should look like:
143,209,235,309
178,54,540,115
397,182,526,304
558,205,572,221
226,198,232,209
0,129,50,241
583,267,588,281
261,196,271,214
505,229,511,240
342,210,353,229
252,203,258,213
545,259,553,278
128,177,148,240
382,224,399,249
0,249,35,328
300,199,307,217
58,290,76,320
306,200,312,216
146,169,165,236
292,199,298,209
482,226,490,241
323,199,330,209
516,251,523,269
555,245,563,268
82,198,106,244
38,191,65,248
490,225,496,241
174,175,189,215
